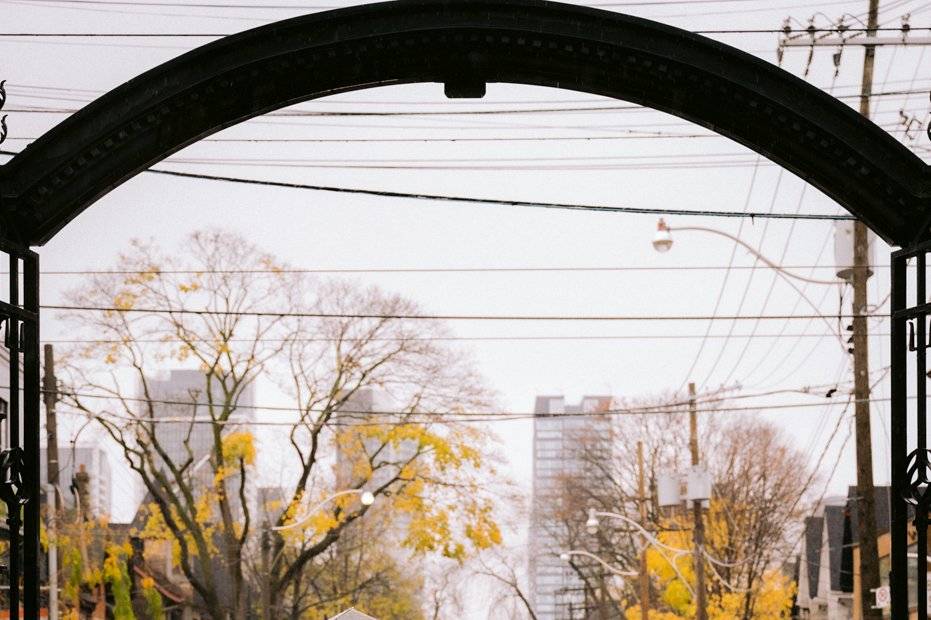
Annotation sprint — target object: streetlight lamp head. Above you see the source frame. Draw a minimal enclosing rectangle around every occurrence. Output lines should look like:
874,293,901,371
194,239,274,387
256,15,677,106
653,218,673,253
585,508,600,535
559,552,570,562
360,491,375,506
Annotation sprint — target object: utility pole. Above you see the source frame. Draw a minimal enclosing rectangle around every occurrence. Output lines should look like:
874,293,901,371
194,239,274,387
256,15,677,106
43,344,59,498
689,382,707,620
637,441,649,620
853,2,882,618
44,484,58,620
43,344,61,620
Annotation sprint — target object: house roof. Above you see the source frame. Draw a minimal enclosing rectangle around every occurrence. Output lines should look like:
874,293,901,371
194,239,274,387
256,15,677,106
132,565,186,604
824,505,847,592
332,609,378,620
845,485,892,543
804,516,824,598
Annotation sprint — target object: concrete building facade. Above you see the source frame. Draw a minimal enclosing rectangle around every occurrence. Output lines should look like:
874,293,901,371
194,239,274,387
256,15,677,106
146,369,255,469
529,395,613,620
40,445,112,518
145,369,256,516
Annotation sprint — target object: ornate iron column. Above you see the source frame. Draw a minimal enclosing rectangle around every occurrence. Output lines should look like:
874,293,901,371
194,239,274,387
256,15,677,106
891,243,930,618
0,242,40,619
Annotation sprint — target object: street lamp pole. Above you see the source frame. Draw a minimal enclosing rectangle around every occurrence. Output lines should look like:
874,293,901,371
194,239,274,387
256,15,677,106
653,217,879,616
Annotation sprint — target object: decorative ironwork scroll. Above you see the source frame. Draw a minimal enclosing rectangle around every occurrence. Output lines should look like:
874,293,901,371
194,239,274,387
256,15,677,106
0,80,7,145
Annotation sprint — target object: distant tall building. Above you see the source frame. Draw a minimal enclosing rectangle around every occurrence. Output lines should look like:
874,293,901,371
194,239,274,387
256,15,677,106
529,395,613,620
40,445,112,517
146,369,255,468
335,388,417,490
334,388,416,559
145,369,255,515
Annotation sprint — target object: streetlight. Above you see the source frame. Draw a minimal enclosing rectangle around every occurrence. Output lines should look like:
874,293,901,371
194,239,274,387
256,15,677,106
652,217,839,286
272,488,375,532
652,218,674,253
651,217,846,349
581,508,697,599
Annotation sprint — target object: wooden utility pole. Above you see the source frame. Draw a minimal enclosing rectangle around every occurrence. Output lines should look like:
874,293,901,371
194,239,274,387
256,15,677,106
689,382,707,620
43,344,60,501
853,2,882,617
637,440,649,620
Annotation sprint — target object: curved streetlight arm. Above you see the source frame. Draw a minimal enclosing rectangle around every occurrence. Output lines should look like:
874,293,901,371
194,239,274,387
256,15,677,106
704,556,753,593
669,226,840,286
649,544,698,599
590,511,697,598
272,489,369,532
560,550,638,576
669,226,846,348
591,511,689,556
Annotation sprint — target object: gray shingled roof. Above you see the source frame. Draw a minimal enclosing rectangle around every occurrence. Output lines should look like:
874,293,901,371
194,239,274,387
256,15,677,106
332,609,378,620
805,516,824,598
824,505,846,592
846,485,892,543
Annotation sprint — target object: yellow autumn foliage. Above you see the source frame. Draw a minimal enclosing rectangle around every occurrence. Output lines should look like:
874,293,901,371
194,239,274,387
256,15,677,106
221,431,256,466
333,421,503,563
638,500,796,619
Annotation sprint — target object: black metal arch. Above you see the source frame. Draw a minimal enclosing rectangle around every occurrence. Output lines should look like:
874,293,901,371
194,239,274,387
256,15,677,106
0,1,929,618
0,0,928,246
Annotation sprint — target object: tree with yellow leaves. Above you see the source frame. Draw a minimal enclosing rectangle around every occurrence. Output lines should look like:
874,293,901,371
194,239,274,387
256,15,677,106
547,403,810,619
58,230,506,620
620,502,796,619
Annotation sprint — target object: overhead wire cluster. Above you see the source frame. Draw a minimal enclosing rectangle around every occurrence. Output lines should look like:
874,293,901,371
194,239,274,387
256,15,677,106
5,0,926,532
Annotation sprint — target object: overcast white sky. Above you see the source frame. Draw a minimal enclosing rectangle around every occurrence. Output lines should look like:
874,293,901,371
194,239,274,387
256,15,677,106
2,0,930,615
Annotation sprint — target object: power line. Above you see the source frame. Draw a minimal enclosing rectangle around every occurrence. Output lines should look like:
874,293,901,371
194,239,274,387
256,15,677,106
143,168,857,221
0,134,723,143
44,303,881,321
5,88,928,111
52,391,911,425
0,148,858,221
0,27,923,37
4,94,925,115
0,0,874,9
699,165,784,389
8,76,927,100
36,333,894,343
677,158,760,391
19,264,865,275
